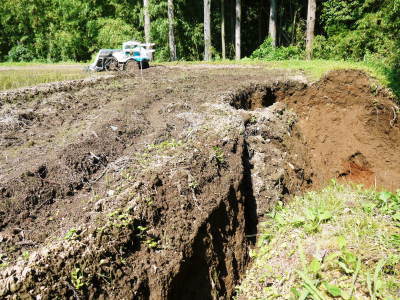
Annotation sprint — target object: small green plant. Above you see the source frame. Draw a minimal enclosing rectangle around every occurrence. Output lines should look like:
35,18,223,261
144,196,154,206
212,146,225,164
375,190,400,219
22,251,29,261
147,139,183,151
189,180,199,190
370,84,379,96
145,238,159,249
367,258,386,300
249,115,257,124
64,228,79,240
107,209,134,228
121,169,135,181
137,225,147,238
71,268,86,290
0,254,9,270
291,207,332,233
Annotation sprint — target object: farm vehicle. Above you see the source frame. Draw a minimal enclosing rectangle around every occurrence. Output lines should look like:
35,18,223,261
89,41,155,72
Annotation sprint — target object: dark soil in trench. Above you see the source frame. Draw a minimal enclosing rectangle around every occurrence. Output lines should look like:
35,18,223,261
0,66,399,299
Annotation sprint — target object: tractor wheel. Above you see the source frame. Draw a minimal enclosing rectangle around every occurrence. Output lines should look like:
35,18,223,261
141,61,150,69
105,58,119,71
125,60,139,73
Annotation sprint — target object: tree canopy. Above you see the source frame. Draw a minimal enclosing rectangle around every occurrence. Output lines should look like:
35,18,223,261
0,0,398,70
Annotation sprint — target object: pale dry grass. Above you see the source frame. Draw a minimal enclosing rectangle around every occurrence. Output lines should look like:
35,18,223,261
0,65,89,91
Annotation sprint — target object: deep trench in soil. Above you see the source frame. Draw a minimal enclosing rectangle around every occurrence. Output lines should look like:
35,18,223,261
169,87,286,298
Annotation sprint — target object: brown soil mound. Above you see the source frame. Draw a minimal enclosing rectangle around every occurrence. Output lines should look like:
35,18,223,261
285,69,400,190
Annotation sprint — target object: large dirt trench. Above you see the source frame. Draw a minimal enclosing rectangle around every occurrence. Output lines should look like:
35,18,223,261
1,68,400,299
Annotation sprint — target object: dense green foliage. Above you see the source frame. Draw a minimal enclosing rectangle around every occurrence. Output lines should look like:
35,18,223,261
251,0,400,65
248,0,400,96
251,38,304,60
0,0,399,78
0,0,265,62
316,0,400,67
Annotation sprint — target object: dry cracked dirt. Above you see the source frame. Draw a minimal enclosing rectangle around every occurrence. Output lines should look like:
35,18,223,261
0,65,399,299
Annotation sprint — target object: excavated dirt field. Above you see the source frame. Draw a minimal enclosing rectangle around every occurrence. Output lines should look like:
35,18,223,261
0,66,399,299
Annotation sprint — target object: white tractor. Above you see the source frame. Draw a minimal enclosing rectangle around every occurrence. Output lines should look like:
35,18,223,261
89,41,155,72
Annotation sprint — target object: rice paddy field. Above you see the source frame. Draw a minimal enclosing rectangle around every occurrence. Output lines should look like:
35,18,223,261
0,64,89,91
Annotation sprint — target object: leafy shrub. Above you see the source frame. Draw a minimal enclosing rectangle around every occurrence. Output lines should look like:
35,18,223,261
96,18,141,50
47,30,82,62
251,38,304,61
317,0,400,68
7,45,34,62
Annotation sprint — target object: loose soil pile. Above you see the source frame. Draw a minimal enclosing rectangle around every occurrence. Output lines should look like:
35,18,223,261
0,66,398,299
285,69,400,190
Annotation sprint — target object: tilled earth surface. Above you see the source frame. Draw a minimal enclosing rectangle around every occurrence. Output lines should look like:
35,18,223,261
0,66,399,299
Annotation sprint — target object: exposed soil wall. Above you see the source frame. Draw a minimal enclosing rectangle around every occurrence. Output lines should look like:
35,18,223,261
284,69,400,190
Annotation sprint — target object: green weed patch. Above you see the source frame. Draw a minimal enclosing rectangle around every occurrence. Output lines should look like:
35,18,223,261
236,182,400,299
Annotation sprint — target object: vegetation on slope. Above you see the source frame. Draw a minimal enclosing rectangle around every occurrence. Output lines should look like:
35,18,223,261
236,182,400,299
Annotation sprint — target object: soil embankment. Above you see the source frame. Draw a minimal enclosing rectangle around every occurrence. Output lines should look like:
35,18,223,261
0,66,399,299
285,69,400,190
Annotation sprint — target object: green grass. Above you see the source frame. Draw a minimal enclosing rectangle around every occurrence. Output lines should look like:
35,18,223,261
0,65,89,90
236,181,400,299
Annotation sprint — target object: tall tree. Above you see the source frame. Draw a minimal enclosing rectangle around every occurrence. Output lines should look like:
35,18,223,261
143,0,151,44
268,0,277,47
306,0,316,60
235,0,241,60
204,0,211,60
167,0,177,61
221,0,226,59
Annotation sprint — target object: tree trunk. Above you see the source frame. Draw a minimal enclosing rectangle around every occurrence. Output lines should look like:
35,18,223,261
143,0,151,44
306,0,316,60
291,8,299,44
168,0,177,61
257,0,264,44
204,0,211,61
268,0,277,47
230,0,235,58
221,0,226,59
235,0,241,60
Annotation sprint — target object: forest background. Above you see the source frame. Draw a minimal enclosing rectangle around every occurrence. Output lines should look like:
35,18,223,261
0,0,398,79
